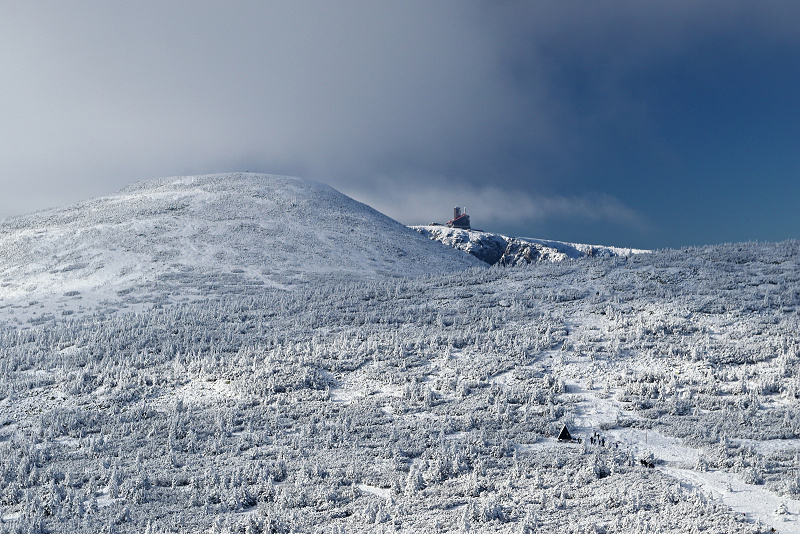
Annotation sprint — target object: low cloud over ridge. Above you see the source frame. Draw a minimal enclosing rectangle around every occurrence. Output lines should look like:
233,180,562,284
1,1,799,248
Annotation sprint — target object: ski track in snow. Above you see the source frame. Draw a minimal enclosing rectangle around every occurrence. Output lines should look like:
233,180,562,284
566,380,800,533
666,466,800,532
409,349,800,532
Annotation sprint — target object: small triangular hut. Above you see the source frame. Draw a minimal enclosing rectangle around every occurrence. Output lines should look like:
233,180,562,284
557,425,573,442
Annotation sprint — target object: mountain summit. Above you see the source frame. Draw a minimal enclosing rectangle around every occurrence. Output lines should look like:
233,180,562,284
0,173,480,322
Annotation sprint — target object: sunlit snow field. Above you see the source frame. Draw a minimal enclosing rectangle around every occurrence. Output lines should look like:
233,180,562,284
0,174,797,532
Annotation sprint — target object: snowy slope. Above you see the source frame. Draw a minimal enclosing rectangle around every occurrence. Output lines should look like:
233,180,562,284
0,241,798,533
413,225,649,265
0,173,481,322
0,230,798,531
2,173,799,533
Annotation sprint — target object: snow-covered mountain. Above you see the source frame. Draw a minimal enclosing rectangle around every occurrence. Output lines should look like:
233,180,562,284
412,225,649,265
0,173,480,322
1,172,799,533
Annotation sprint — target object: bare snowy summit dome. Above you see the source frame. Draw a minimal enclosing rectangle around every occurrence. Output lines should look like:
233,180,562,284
0,173,481,323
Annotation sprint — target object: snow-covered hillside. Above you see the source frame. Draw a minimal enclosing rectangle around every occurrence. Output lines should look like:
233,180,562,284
0,173,480,323
412,225,649,265
0,174,798,533
0,235,797,532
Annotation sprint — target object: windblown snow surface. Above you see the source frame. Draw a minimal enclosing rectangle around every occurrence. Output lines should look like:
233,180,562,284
0,173,480,324
0,175,797,533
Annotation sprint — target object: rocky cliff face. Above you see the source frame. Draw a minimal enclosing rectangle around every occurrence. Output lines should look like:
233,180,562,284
410,227,509,264
412,225,645,265
498,239,569,265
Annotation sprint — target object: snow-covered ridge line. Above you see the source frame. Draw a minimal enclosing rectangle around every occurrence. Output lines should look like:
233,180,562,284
0,173,481,324
411,225,650,265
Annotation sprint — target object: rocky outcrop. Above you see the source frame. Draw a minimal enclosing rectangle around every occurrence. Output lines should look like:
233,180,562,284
499,239,569,266
412,225,643,266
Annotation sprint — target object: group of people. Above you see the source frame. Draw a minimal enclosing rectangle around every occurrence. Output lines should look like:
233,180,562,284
584,430,655,468
588,431,618,449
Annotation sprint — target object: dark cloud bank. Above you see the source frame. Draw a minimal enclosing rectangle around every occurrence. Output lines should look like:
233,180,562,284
2,1,799,248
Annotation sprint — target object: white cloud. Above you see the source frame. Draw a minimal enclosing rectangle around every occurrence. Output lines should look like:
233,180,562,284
341,174,647,233
0,1,796,247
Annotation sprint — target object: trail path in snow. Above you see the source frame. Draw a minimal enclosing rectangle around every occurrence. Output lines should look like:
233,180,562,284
566,380,800,533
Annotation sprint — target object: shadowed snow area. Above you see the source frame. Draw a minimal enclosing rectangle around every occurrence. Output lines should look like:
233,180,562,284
0,173,480,322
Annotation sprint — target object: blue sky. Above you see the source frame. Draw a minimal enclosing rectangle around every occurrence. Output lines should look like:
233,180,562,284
1,1,798,249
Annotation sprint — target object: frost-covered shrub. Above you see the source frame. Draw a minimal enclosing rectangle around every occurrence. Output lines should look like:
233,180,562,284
741,467,764,485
